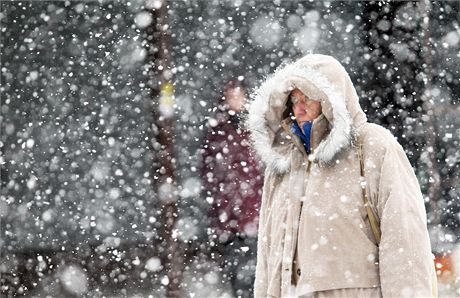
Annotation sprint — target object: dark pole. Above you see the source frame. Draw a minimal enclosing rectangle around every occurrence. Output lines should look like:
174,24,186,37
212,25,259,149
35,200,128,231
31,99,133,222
146,0,182,296
418,0,441,225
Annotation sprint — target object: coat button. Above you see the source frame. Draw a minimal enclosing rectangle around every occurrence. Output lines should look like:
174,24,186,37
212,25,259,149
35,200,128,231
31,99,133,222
297,268,301,276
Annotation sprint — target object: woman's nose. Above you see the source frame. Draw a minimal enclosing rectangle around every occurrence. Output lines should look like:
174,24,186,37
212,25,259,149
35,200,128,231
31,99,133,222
295,102,306,111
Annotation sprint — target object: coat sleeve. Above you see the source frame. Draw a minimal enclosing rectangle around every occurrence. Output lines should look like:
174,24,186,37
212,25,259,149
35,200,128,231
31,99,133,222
376,140,436,297
254,167,274,298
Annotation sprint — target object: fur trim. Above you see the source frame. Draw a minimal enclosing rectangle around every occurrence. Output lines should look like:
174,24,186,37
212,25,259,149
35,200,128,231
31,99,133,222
245,61,355,173
244,66,292,173
304,67,354,167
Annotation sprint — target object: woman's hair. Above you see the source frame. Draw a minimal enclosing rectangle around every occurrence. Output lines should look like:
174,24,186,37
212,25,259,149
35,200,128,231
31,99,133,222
282,91,294,120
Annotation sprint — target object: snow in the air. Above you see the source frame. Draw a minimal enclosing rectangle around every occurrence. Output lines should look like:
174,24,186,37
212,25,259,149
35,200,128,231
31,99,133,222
1,1,459,297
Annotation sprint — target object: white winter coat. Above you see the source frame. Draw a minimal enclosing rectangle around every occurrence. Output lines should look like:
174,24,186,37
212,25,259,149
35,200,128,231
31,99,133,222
247,54,436,298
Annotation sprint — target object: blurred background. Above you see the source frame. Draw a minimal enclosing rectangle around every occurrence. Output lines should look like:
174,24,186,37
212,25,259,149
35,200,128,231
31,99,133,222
1,0,459,297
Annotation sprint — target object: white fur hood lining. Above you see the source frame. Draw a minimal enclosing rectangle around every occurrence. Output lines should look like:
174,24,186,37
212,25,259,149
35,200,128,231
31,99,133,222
246,55,365,173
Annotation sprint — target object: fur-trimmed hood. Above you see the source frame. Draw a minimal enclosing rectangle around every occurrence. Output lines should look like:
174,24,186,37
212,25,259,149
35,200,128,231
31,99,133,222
246,54,368,173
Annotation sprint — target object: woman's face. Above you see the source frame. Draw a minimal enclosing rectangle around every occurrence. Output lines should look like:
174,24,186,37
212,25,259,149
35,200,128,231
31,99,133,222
290,89,322,123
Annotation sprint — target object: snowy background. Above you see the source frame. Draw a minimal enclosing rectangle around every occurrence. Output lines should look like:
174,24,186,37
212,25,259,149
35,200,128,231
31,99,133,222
1,0,459,297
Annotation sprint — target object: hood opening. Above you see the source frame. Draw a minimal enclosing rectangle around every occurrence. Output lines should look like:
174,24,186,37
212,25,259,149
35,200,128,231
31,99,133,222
246,54,367,173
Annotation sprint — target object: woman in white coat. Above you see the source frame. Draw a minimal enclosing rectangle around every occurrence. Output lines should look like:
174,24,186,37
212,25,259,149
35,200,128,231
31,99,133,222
246,54,437,298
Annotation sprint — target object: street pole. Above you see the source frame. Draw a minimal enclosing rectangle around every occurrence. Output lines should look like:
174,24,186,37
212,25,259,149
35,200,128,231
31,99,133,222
146,0,182,296
419,0,441,226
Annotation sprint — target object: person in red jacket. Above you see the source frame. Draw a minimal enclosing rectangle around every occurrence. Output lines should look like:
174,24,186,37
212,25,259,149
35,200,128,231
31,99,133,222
201,79,263,298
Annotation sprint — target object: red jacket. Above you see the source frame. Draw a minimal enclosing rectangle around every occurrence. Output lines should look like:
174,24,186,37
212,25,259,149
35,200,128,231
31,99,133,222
201,112,263,241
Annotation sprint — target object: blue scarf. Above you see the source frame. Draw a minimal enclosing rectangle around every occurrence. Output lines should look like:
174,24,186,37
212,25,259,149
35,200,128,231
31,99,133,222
291,121,313,153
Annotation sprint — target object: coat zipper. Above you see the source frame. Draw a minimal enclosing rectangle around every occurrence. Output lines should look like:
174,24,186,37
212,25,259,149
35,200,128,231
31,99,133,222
307,127,314,173
294,129,314,280
281,119,315,282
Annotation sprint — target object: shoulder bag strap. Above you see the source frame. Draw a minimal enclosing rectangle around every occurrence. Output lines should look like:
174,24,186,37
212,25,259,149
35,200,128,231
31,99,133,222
358,139,382,245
